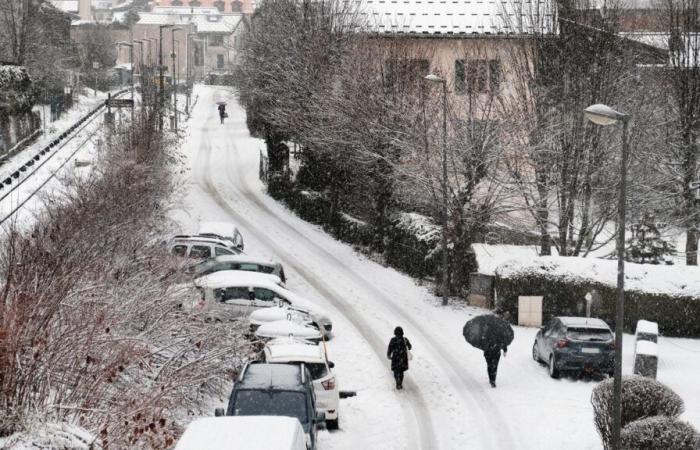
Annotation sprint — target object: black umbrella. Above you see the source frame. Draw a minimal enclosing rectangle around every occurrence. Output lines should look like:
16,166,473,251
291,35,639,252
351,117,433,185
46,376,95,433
463,314,514,352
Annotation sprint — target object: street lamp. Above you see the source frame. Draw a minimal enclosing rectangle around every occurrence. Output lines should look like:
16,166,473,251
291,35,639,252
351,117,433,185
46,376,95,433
424,73,449,307
159,24,174,130
584,103,630,450
171,27,184,131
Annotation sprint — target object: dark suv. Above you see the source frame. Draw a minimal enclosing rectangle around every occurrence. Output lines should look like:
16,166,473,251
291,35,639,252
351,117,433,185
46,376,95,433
533,317,615,378
215,363,324,449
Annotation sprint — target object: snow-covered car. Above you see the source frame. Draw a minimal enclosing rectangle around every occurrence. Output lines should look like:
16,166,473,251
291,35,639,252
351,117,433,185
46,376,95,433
195,271,333,338
255,320,323,343
197,221,244,251
533,316,615,378
264,338,340,430
216,363,325,450
249,305,313,331
186,254,286,283
175,416,306,450
169,236,242,260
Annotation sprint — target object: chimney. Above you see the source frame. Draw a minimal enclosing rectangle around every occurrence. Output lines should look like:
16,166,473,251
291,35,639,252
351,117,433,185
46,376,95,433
78,0,91,21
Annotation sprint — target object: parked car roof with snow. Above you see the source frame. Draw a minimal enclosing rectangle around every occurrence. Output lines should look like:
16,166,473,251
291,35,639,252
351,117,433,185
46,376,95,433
557,317,610,328
238,363,309,390
265,338,326,363
187,254,286,282
195,270,283,289
175,416,305,450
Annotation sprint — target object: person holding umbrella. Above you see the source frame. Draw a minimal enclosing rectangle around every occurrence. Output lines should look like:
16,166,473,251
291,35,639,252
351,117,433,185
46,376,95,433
463,314,514,388
217,102,227,124
387,326,412,390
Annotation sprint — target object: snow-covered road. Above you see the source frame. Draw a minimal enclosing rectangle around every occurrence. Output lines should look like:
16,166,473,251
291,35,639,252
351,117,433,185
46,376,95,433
174,85,700,449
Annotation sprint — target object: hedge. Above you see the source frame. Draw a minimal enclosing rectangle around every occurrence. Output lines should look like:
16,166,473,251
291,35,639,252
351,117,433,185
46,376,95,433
495,274,700,337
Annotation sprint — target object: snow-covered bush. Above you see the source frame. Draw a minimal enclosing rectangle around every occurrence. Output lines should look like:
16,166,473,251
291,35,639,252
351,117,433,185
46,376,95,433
0,108,253,448
621,416,700,450
0,422,99,450
591,376,685,449
385,212,441,279
0,65,37,116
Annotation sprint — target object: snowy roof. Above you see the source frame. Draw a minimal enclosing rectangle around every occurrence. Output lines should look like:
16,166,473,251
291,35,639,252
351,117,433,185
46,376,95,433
558,317,610,329
346,0,556,35
238,363,305,389
136,11,241,33
151,5,221,14
195,270,281,289
635,340,658,356
265,340,325,364
636,319,659,335
496,255,700,298
51,0,79,12
255,320,322,340
175,416,305,450
472,243,547,277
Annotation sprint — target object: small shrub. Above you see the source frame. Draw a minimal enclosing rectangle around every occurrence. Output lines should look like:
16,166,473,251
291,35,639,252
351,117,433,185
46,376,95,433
621,416,700,450
591,376,685,449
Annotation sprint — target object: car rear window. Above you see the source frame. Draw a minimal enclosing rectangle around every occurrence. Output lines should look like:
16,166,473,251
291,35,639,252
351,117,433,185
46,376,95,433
566,327,612,342
233,390,308,424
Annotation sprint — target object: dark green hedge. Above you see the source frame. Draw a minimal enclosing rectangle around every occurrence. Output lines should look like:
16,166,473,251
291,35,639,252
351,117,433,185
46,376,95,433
384,215,439,280
495,275,700,337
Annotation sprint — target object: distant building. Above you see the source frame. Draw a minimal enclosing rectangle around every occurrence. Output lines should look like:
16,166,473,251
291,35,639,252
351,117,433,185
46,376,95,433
152,0,255,15
106,6,242,83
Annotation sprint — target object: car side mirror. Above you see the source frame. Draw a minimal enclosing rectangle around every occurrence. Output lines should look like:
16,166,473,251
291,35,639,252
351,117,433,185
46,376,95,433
328,361,335,369
315,412,326,423
214,407,225,417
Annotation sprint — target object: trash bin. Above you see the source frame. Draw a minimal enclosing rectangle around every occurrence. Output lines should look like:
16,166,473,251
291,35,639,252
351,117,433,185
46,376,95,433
634,340,658,379
636,319,659,343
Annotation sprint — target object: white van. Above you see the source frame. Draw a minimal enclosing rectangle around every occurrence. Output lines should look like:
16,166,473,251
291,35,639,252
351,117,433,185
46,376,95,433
175,416,305,450
197,221,244,251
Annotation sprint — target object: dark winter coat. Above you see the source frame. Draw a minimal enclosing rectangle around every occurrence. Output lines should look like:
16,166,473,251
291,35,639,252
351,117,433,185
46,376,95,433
387,336,412,372
218,104,226,116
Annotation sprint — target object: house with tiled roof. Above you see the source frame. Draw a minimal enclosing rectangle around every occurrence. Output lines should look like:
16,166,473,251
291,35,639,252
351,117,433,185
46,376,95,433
340,0,557,110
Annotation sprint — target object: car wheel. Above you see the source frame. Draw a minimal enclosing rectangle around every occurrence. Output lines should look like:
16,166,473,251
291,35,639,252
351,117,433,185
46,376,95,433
326,417,339,430
548,354,560,379
532,342,540,362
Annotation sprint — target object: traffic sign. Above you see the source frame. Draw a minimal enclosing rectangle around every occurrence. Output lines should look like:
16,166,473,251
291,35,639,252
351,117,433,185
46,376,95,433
106,98,134,108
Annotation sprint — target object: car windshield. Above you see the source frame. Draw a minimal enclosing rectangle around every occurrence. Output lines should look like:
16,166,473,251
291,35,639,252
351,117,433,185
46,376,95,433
566,327,612,342
232,390,308,424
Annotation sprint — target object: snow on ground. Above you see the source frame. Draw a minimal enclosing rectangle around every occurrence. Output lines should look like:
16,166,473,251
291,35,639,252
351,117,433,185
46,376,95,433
171,85,700,449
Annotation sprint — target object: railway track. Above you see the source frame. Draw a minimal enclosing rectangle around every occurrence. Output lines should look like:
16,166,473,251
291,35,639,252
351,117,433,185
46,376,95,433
0,90,129,226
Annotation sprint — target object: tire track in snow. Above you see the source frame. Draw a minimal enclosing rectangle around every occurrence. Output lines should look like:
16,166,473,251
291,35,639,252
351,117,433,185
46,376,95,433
219,150,517,450
191,108,434,450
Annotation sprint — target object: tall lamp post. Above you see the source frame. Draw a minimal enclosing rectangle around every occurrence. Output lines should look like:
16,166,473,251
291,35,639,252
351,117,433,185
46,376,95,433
171,27,183,131
159,25,173,130
584,103,630,450
424,73,449,307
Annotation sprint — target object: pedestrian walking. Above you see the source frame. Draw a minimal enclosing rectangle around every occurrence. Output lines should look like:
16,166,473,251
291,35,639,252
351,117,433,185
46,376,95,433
217,103,226,124
463,314,514,388
484,345,507,388
387,326,412,390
